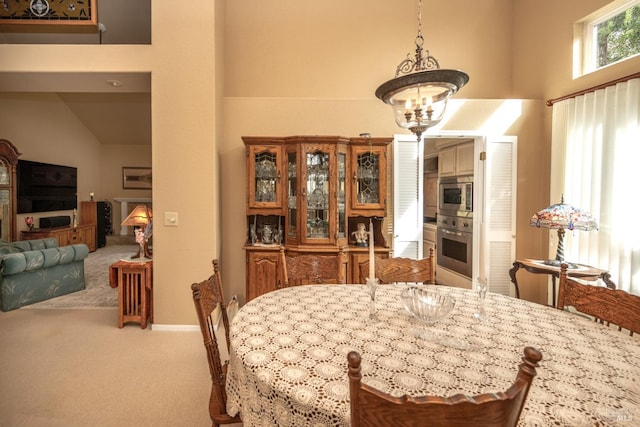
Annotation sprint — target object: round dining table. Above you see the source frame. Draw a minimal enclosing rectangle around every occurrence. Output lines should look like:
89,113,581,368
225,284,640,426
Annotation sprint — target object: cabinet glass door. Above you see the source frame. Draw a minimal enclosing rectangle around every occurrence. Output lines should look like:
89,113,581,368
337,152,346,240
350,145,387,213
286,151,297,239
356,151,380,204
305,150,330,240
248,146,281,209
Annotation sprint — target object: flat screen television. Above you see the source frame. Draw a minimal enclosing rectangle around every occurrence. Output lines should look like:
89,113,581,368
17,160,78,214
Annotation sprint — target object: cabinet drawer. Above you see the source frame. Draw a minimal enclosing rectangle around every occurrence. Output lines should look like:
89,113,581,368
423,225,436,243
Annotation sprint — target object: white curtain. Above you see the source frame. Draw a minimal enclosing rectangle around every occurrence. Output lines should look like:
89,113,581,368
551,78,640,294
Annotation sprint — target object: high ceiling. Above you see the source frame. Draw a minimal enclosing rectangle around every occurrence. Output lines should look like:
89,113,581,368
0,0,152,146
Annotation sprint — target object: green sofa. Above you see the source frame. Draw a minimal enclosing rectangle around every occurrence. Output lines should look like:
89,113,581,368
0,238,89,311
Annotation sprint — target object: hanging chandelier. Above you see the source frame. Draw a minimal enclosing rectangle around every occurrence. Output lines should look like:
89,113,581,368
375,0,469,140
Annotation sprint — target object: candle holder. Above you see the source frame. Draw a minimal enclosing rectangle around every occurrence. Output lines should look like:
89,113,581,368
366,277,380,323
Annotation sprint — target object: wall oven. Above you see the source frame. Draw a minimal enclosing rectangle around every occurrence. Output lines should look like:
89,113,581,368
436,213,472,278
439,176,473,216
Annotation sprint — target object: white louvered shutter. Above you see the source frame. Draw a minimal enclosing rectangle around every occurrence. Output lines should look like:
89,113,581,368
393,135,424,259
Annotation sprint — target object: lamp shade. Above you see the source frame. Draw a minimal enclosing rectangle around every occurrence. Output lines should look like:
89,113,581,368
530,198,597,263
529,201,598,231
121,205,152,227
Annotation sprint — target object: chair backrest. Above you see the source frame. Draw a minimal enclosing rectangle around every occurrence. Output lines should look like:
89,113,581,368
557,263,640,335
359,249,435,284
191,259,241,426
348,347,542,427
281,247,347,286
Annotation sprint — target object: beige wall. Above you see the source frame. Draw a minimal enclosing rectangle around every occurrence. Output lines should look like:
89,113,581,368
0,92,103,231
1,0,638,322
0,96,152,235
225,0,513,99
0,1,218,325
100,144,152,234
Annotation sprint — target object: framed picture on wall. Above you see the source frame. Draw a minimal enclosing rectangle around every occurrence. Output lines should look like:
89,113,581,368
122,167,152,189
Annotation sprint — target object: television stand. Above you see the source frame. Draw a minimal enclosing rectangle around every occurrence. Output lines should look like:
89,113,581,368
21,224,96,252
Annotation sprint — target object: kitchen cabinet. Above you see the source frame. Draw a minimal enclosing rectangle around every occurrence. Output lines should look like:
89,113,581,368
438,141,474,177
243,135,392,301
423,223,436,259
423,172,437,219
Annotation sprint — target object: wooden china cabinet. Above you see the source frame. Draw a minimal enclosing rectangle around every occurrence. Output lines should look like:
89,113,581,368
244,135,392,301
0,140,21,242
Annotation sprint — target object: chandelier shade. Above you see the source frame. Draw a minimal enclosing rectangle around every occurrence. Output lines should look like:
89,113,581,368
375,0,469,140
375,70,469,135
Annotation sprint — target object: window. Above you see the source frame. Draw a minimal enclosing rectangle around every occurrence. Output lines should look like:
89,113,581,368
575,0,640,77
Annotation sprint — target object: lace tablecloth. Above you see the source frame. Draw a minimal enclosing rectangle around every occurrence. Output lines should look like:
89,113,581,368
226,284,640,426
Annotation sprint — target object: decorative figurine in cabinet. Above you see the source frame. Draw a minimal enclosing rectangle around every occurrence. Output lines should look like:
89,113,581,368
243,135,392,301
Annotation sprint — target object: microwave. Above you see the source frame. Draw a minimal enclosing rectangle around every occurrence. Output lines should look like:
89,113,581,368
439,176,473,215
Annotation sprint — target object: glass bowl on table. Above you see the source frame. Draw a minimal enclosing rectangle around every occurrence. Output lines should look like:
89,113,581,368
400,287,464,348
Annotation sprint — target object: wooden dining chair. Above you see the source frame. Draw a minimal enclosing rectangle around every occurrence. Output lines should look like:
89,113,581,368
347,346,542,427
557,262,640,335
191,259,241,427
359,249,435,284
281,247,347,286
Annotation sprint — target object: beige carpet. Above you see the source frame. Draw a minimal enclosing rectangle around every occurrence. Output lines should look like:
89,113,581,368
0,308,216,427
0,245,243,426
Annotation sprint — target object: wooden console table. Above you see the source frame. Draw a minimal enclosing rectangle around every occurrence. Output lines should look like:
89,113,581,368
109,260,153,329
21,224,97,252
509,259,615,306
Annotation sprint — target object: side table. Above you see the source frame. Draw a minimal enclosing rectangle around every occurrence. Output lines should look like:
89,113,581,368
109,260,153,328
509,259,615,307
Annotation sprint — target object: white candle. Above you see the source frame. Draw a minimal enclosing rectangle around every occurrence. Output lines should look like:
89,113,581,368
369,218,375,280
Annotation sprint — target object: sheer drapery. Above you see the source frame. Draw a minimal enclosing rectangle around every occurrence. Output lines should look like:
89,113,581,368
551,78,640,294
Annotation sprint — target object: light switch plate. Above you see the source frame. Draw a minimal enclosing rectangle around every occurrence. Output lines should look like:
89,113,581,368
164,212,178,226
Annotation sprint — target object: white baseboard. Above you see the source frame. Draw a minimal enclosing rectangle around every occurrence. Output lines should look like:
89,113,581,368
150,324,200,332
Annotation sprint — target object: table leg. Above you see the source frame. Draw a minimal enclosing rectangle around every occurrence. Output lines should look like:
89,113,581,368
508,261,522,299
600,272,616,289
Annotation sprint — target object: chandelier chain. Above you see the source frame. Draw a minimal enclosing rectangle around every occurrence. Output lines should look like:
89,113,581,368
416,0,424,49
375,0,469,141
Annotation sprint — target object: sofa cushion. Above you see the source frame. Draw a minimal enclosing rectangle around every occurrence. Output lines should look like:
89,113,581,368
1,253,27,275
11,238,59,252
1,244,89,276
23,251,45,271
41,248,62,268
70,244,89,261
0,244,23,255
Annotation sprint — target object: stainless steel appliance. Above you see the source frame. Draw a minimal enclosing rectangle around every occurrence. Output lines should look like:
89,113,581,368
439,176,473,216
437,213,472,278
